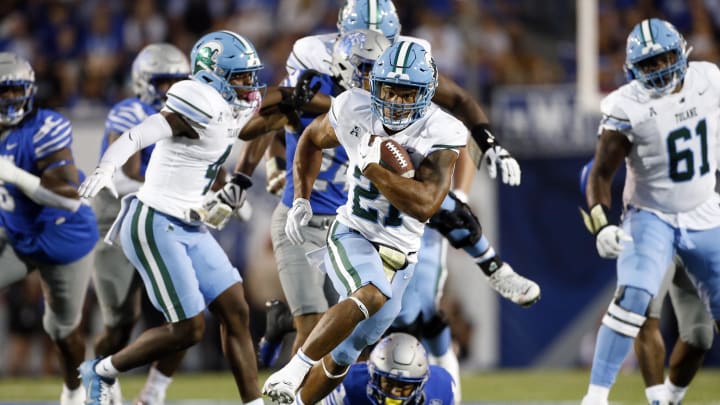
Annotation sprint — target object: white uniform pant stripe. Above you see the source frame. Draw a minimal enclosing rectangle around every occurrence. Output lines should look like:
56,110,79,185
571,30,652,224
136,204,180,322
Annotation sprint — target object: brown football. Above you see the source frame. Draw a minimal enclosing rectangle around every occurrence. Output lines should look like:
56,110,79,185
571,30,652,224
379,139,415,178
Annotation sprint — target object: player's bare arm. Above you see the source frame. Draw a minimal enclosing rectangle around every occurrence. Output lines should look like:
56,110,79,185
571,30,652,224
36,147,81,199
432,72,489,126
587,129,631,209
293,113,340,199
365,148,458,222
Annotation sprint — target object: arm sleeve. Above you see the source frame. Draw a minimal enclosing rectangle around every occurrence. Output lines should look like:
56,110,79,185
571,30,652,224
98,113,172,169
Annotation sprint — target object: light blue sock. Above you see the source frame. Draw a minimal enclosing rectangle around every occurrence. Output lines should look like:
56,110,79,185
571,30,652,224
589,324,634,387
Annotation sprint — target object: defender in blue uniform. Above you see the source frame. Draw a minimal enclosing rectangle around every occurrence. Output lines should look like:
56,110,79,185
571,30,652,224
0,52,98,405
322,333,454,405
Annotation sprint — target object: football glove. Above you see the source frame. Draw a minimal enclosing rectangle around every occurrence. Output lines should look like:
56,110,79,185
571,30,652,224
484,145,521,186
285,198,313,245
358,134,381,173
428,191,481,249
580,204,633,259
596,225,632,259
278,69,323,115
201,173,253,230
78,162,118,198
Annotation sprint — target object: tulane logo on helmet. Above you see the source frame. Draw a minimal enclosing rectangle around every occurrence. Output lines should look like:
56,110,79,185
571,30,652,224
193,41,222,75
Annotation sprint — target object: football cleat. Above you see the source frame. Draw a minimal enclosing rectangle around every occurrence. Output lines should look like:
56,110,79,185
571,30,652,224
259,300,295,367
262,367,302,404
486,263,541,307
78,358,117,405
134,385,166,405
60,384,86,405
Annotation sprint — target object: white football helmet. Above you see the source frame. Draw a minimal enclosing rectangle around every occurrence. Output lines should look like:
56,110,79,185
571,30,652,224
331,29,391,90
0,52,36,126
132,43,190,110
367,333,429,405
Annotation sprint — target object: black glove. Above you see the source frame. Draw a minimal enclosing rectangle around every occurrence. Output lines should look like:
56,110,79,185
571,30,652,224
216,173,253,210
427,191,482,249
279,69,323,115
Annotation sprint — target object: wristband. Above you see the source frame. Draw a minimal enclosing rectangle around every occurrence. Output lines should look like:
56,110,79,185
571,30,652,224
469,123,497,153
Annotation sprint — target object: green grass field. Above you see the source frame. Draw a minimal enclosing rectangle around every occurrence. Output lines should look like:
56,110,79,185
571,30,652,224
1,368,719,403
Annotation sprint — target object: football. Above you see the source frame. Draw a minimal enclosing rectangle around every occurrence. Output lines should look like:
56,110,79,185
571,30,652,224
379,139,415,178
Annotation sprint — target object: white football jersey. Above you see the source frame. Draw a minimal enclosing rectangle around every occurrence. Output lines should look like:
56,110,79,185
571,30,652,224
137,79,253,222
329,88,467,255
600,61,720,222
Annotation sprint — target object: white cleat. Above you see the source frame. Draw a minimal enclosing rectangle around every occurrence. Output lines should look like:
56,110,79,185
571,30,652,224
262,367,303,404
581,394,609,405
134,385,165,405
60,384,87,405
486,263,541,307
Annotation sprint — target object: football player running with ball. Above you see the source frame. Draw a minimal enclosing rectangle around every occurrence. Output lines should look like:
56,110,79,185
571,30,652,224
78,31,265,405
263,41,464,405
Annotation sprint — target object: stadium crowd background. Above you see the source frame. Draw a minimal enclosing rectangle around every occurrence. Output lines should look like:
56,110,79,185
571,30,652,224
1,0,720,377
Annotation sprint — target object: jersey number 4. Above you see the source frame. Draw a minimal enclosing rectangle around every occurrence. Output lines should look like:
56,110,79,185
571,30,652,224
667,118,710,182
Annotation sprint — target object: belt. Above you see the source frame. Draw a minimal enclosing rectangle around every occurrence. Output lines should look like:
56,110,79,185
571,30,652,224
307,216,335,229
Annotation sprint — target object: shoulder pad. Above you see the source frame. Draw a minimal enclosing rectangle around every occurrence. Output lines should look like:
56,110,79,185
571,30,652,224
165,80,215,128
599,89,633,133
105,98,150,134
329,88,371,128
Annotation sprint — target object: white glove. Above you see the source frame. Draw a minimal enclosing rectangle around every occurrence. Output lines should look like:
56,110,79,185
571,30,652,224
484,145,521,186
265,157,286,197
285,198,313,245
78,162,118,198
596,225,633,258
358,134,381,173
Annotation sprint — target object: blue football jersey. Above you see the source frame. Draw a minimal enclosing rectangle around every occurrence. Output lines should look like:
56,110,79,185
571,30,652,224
100,97,156,176
280,72,350,215
0,109,98,264
325,363,454,405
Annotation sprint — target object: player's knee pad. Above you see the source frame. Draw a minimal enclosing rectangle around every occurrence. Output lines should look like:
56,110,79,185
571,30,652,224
681,324,715,351
602,286,652,338
43,309,82,341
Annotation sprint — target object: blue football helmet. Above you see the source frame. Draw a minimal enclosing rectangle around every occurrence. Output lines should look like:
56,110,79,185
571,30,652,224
190,30,265,108
0,52,36,126
338,0,401,44
331,29,391,90
367,333,429,405
132,43,190,110
370,41,437,131
624,18,689,97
